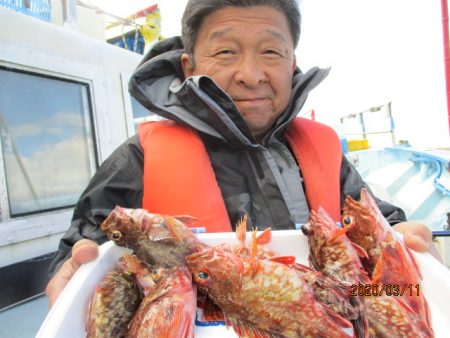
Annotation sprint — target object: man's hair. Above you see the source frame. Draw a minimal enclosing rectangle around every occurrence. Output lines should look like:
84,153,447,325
181,0,301,55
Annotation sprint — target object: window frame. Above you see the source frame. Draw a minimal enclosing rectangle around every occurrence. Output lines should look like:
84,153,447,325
0,66,98,218
0,41,110,252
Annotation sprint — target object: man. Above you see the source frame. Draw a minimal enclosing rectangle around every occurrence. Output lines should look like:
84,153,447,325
46,0,440,306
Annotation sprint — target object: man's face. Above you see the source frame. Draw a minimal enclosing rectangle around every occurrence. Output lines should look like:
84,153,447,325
181,6,296,140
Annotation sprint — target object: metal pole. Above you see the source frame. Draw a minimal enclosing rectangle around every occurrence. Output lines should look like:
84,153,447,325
62,0,77,29
387,102,396,145
441,0,450,136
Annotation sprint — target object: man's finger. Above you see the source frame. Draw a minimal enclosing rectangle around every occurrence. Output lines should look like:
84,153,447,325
71,239,99,268
45,258,76,308
394,221,443,262
45,240,99,308
403,233,428,252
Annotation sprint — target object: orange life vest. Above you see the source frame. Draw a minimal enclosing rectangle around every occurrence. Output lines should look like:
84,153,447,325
138,118,342,232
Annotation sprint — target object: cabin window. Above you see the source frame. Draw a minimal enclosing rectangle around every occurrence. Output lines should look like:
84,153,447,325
130,96,163,132
131,96,151,119
0,68,97,217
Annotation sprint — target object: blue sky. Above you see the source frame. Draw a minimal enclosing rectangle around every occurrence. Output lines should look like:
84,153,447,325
0,69,89,158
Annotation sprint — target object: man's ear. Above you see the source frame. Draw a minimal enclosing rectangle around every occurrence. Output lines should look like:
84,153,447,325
181,53,194,78
292,55,297,73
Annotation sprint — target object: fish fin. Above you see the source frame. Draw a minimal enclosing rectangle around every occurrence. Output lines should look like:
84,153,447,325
349,294,369,338
291,262,311,272
161,217,183,241
256,227,272,245
351,242,369,259
371,253,383,284
148,300,195,338
268,255,296,265
85,296,93,334
308,252,320,272
235,215,248,245
388,241,430,326
395,241,421,280
321,302,354,329
196,241,211,252
247,258,262,278
393,296,416,315
172,215,198,226
202,296,225,322
120,254,142,274
173,302,196,338
402,241,422,280
327,227,349,245
251,228,258,258
386,240,420,283
245,228,262,277
227,317,281,338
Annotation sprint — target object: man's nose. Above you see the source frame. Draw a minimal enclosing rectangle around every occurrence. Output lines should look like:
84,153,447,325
234,55,268,87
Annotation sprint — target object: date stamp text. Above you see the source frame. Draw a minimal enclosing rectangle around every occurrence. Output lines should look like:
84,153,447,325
350,283,420,297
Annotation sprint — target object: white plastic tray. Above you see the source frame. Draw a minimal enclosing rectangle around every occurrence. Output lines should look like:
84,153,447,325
36,230,450,338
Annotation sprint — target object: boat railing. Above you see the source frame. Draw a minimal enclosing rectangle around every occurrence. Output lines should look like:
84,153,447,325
385,146,450,197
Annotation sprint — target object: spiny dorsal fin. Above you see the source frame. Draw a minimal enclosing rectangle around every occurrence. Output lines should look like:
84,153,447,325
256,227,272,245
235,215,248,245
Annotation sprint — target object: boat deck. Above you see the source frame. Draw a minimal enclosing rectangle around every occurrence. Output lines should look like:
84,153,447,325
0,295,48,338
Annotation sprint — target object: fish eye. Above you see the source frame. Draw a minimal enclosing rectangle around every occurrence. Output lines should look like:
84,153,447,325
342,215,354,227
111,230,122,240
300,224,310,236
197,271,209,280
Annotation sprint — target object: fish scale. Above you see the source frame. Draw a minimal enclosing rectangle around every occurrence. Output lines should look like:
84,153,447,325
86,258,141,338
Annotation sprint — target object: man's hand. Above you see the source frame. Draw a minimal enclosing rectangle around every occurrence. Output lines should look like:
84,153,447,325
45,239,99,308
393,221,442,262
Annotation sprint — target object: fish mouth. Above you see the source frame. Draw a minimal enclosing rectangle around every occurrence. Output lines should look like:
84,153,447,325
101,206,126,231
300,223,311,236
343,191,377,223
306,208,338,240
344,194,365,214
359,188,371,205
345,188,374,211
358,188,379,213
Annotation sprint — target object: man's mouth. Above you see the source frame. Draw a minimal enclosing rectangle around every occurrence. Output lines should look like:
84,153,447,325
233,97,270,110
233,97,268,102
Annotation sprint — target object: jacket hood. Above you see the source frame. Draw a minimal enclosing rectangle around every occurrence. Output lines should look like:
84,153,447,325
129,37,329,146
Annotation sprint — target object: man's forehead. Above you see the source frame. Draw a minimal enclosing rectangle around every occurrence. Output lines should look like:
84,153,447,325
199,7,290,31
208,27,288,43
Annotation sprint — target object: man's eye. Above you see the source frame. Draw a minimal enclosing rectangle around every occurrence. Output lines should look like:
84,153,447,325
214,50,234,56
264,50,281,56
